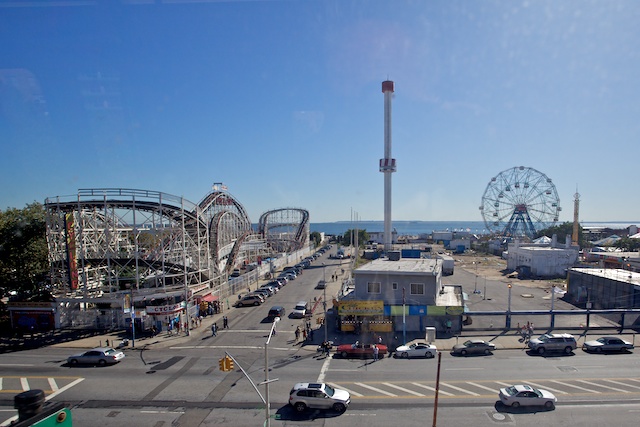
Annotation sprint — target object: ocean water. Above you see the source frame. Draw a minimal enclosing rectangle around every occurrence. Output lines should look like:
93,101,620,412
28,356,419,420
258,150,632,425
310,221,639,236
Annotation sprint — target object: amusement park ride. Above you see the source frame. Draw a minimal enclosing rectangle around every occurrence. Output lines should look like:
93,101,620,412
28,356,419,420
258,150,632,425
480,166,562,239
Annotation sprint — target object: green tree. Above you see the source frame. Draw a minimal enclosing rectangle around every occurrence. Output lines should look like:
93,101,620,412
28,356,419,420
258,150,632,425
340,229,369,247
0,203,49,296
614,237,640,252
310,231,322,247
536,222,585,247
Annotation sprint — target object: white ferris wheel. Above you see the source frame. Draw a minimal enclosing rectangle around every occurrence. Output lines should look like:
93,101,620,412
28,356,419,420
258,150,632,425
479,166,561,238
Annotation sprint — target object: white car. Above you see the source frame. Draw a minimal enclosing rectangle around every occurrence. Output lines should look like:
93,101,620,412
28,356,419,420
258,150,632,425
499,384,556,409
394,342,437,359
67,347,125,366
289,382,350,413
291,301,309,318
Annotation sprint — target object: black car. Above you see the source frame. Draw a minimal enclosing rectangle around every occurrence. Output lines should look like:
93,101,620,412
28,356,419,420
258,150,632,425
268,306,285,319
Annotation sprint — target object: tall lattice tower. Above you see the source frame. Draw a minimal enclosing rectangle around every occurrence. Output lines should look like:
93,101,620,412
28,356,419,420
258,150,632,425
572,189,580,246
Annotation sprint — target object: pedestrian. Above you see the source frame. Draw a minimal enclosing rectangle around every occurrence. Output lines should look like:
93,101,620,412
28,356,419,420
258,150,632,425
529,322,534,337
324,341,331,357
378,335,383,344
211,322,217,336
302,328,307,341
373,344,379,361
295,326,301,342
223,315,228,329
445,319,452,334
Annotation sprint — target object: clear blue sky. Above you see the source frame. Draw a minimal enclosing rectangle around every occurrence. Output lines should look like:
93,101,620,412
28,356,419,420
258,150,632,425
1,0,639,223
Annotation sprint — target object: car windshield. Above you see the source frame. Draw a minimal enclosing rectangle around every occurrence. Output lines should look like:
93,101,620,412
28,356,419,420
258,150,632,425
104,349,116,355
504,386,518,396
596,338,607,344
324,385,335,397
463,340,473,346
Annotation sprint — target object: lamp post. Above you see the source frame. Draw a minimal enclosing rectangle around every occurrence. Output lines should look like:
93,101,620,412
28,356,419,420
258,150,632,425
322,263,328,343
264,316,280,427
506,283,512,329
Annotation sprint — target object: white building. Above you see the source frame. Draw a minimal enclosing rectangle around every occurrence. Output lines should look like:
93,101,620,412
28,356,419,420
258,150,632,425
506,235,579,277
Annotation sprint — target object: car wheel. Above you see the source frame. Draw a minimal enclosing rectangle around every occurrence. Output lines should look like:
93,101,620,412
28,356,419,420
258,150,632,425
333,402,346,412
254,302,259,306
511,402,520,408
537,347,545,355
401,352,409,359
544,400,554,409
564,346,573,354
596,347,603,353
69,359,78,365
460,350,467,356
98,359,107,366
425,351,434,359
341,351,348,358
294,402,306,413
484,349,491,355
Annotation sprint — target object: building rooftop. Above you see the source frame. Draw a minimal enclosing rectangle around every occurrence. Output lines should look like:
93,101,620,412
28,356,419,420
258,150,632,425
571,267,640,287
355,257,439,275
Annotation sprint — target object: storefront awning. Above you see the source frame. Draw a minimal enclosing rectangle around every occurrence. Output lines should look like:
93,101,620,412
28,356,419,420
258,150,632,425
202,294,219,303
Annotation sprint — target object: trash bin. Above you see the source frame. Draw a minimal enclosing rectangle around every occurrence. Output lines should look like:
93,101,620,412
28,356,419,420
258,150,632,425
425,327,436,343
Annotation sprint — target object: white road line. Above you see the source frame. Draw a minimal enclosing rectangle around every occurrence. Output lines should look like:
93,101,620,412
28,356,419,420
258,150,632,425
524,381,568,395
354,382,397,397
20,378,29,391
47,378,58,392
0,364,34,367
604,379,640,390
627,378,640,386
326,383,363,397
411,382,453,396
440,382,479,396
445,368,483,371
466,382,498,393
382,382,425,397
495,381,513,388
549,380,600,393
576,379,629,393
317,353,332,383
0,378,2,391
171,345,292,351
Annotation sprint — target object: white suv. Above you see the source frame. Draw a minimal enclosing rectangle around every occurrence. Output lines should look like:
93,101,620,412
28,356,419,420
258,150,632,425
528,333,577,355
289,382,350,413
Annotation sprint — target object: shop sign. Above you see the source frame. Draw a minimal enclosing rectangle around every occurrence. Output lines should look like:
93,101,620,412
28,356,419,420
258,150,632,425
146,301,186,314
426,305,464,316
338,300,383,316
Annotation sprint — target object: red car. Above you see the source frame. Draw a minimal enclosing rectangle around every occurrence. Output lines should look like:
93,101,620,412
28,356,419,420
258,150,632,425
336,342,388,359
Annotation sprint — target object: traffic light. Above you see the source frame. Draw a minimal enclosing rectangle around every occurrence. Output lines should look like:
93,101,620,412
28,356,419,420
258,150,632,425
226,356,234,371
219,357,228,372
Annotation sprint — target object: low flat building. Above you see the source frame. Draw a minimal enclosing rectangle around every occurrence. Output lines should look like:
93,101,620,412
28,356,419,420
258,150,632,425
337,257,464,336
506,235,579,277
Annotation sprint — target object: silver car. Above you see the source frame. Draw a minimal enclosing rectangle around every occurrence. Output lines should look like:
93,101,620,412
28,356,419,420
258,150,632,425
67,347,125,366
289,382,350,413
582,336,634,353
499,384,556,409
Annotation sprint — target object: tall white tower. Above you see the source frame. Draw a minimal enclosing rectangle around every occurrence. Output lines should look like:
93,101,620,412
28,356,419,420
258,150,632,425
380,81,396,252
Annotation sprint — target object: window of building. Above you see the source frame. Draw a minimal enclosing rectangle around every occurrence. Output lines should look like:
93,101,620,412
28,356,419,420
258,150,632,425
368,282,381,294
392,282,398,290
410,283,424,295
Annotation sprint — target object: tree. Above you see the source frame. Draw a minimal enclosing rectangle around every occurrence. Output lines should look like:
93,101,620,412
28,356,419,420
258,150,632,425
615,237,640,252
535,222,585,247
340,229,369,248
0,203,49,297
310,231,322,247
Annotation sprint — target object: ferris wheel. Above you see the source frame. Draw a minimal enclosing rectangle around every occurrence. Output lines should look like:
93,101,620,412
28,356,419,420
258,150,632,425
479,166,561,238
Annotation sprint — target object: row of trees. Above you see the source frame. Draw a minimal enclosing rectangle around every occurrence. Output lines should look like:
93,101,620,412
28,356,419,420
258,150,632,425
0,203,49,298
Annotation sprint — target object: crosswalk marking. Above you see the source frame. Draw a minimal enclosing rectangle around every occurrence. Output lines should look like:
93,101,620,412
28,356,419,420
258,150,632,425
524,381,568,394
466,382,498,393
20,378,29,391
327,383,363,397
354,382,397,397
440,382,479,396
550,380,600,393
411,382,454,396
605,379,640,390
576,379,628,393
382,382,425,396
47,378,58,392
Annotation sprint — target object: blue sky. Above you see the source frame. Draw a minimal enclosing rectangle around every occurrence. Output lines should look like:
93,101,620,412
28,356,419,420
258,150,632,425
1,0,639,224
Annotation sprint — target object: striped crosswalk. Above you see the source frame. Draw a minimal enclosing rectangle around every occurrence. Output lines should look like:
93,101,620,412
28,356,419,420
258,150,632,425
327,378,640,399
0,376,82,395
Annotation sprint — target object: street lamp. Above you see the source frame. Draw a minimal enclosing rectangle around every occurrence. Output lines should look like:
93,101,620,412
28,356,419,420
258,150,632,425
506,283,512,329
264,316,280,427
323,263,328,343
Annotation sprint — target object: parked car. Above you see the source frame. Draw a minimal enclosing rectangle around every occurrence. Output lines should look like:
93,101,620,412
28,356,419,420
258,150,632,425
394,342,437,359
268,306,285,319
289,382,350,413
337,342,388,359
498,384,556,409
236,295,263,307
451,339,496,356
315,280,327,289
67,347,125,366
291,301,309,318
528,333,577,355
259,284,278,295
252,289,271,299
582,336,634,353
266,280,283,289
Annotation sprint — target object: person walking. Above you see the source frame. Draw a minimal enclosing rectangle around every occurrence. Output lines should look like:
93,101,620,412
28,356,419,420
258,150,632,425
295,326,301,342
223,315,228,329
211,322,217,337
373,344,379,361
